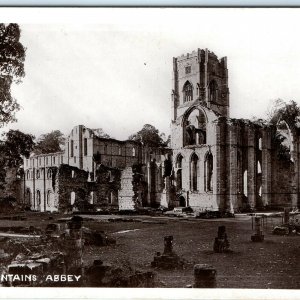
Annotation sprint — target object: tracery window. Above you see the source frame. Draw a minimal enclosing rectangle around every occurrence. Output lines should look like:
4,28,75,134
183,81,193,102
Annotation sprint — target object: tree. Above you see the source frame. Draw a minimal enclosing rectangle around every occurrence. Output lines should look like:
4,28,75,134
128,124,169,148
268,99,300,131
92,128,110,139
0,23,26,127
34,130,65,154
0,129,35,190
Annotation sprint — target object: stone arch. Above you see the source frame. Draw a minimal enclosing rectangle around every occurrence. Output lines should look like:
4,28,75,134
176,153,183,190
204,151,213,192
182,106,207,146
276,119,294,161
176,153,183,168
190,152,199,191
46,190,54,209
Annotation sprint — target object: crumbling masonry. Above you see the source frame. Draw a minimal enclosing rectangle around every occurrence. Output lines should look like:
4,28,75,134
21,48,300,213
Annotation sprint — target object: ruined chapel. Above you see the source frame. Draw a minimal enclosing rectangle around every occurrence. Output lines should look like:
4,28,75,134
21,48,300,213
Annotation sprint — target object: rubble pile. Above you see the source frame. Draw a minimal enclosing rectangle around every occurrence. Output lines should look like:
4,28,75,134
86,259,155,287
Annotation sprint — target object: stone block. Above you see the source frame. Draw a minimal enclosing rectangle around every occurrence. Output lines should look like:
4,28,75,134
193,264,217,288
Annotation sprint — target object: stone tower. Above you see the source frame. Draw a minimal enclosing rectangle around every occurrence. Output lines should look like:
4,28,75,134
171,48,229,122
170,48,230,212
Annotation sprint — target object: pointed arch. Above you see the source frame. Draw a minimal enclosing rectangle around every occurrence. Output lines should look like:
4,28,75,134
176,153,183,190
204,151,213,192
183,80,193,102
176,153,183,168
190,152,199,191
182,107,207,146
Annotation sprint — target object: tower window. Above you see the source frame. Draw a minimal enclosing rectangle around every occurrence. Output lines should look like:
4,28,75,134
209,80,218,103
70,140,74,157
183,81,193,102
84,138,87,156
185,66,191,74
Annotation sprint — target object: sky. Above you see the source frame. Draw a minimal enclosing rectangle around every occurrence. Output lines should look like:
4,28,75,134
2,8,300,140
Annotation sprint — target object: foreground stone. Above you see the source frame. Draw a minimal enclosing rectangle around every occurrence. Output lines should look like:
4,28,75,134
213,226,230,253
151,236,184,269
193,264,217,288
251,216,264,242
86,259,155,287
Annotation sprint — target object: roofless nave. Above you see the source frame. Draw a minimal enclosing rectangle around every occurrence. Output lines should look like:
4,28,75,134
21,48,300,213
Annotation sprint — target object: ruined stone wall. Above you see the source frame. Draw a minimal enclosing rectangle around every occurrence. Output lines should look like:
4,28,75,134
23,152,63,212
56,164,89,212
119,167,136,210
93,165,121,209
271,154,297,208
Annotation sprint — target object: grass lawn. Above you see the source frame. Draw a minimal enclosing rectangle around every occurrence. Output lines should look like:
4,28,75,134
0,212,299,289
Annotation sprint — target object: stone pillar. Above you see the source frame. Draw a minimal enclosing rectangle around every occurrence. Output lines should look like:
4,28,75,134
247,125,256,209
193,264,217,288
146,162,151,206
261,128,272,206
215,118,226,211
229,121,238,212
65,216,83,271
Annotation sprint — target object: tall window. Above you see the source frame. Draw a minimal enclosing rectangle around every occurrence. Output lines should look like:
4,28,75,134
84,138,87,156
132,147,136,157
176,154,183,190
209,80,218,103
70,191,76,205
47,190,52,207
183,81,193,102
190,153,198,191
36,190,41,207
205,152,213,192
70,140,74,157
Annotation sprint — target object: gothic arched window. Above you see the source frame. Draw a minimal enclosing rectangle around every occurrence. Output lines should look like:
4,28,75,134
176,154,183,190
36,190,41,208
190,153,198,191
204,152,213,192
183,81,193,103
209,80,218,103
183,108,207,146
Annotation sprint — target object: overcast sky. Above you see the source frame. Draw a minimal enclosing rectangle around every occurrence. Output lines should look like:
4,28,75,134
2,8,300,140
